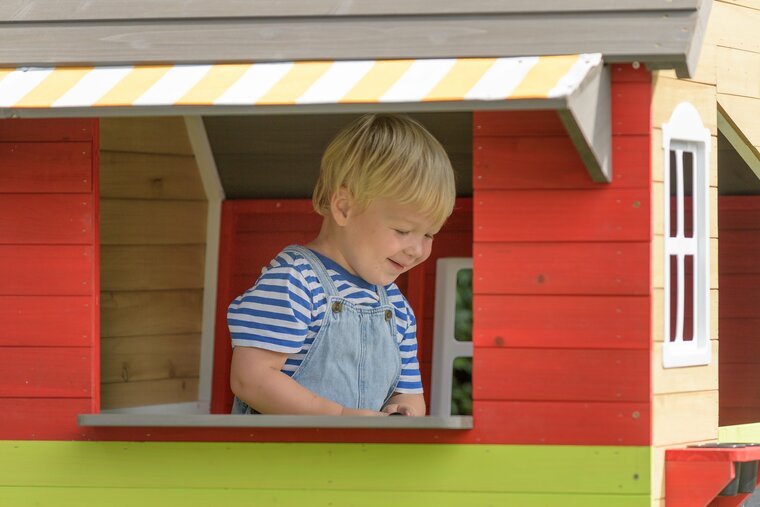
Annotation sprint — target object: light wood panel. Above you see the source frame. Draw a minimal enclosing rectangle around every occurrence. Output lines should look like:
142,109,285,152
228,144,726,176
101,245,205,291
651,75,717,135
100,151,205,200
101,378,200,408
652,390,719,446
100,199,207,245
101,290,203,338
719,94,760,149
100,117,194,155
101,334,200,383
716,46,760,99
652,341,719,395
711,0,760,52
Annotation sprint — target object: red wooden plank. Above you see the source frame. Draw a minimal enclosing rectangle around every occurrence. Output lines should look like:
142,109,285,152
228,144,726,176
719,231,760,274
474,242,650,295
473,110,565,137
0,142,92,193
0,245,94,296
0,118,95,142
720,406,760,427
719,319,760,360
474,295,649,349
611,135,651,187
0,398,94,440
0,194,93,244
719,197,760,230
236,211,323,233
719,275,760,319
474,348,649,402
0,296,93,347
611,63,651,83
0,347,91,397
475,189,650,242
473,400,649,445
612,82,651,135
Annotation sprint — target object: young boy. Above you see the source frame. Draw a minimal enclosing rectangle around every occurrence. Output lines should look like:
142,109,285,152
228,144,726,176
228,113,455,416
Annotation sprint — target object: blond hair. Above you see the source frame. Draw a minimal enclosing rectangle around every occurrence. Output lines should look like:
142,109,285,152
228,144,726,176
312,114,456,229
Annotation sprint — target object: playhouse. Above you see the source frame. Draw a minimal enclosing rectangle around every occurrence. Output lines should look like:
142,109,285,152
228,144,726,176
3,1,760,505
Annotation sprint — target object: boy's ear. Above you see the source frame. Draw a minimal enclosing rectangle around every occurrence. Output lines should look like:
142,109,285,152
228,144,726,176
330,187,353,226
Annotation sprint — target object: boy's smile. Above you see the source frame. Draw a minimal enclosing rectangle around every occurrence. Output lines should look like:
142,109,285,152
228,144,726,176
312,194,438,287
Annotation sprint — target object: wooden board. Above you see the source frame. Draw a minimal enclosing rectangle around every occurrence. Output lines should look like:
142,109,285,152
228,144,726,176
0,142,92,193
101,290,203,338
474,295,649,349
474,242,649,295
101,334,201,384
0,118,95,142
101,245,205,291
652,390,719,446
474,111,565,137
475,348,649,402
475,189,649,242
0,398,93,440
711,0,760,53
100,199,207,245
101,378,200,408
100,151,204,200
652,341,719,395
652,75,717,135
0,347,91,397
719,93,760,148
0,245,94,296
0,194,92,244
716,45,760,99
612,82,652,135
0,296,93,347
100,117,194,155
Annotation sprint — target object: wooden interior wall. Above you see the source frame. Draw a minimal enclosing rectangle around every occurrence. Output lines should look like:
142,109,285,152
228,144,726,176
99,117,207,409
650,8,720,501
211,198,472,414
0,118,99,439
472,65,652,447
719,197,760,426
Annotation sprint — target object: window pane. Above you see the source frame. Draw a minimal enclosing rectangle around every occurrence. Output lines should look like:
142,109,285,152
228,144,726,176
683,255,694,341
669,150,678,238
454,268,472,342
683,151,694,238
669,255,679,342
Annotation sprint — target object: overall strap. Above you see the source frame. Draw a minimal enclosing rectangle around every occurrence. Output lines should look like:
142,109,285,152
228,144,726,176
286,245,338,297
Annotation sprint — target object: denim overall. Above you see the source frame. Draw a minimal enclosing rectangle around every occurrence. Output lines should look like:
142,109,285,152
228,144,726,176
231,245,402,414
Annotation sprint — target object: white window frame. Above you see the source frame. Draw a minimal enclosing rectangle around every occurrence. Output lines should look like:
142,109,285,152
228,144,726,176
662,102,711,368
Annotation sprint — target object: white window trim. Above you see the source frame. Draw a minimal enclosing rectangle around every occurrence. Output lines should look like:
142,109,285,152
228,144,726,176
662,102,711,368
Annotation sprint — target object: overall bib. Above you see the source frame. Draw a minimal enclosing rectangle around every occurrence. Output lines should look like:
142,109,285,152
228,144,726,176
231,245,402,414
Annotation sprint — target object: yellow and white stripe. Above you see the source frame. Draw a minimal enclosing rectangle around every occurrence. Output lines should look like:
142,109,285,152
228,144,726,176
0,54,601,110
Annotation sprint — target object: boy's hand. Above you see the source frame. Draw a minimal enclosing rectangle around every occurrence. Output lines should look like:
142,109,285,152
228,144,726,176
381,404,415,416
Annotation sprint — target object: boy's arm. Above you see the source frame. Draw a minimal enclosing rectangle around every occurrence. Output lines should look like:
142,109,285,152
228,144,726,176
381,392,426,417
230,346,385,416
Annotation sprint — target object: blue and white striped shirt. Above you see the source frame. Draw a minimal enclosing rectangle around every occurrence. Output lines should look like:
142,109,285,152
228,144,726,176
227,248,423,394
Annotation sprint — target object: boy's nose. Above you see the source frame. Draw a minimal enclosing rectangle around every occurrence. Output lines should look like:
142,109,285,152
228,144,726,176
404,238,424,259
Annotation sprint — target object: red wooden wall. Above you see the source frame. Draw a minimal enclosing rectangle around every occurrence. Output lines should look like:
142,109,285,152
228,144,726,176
0,118,100,440
472,65,653,445
719,197,760,426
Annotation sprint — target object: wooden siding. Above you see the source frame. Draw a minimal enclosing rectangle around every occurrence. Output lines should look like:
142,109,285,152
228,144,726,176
650,4,726,499
0,118,98,440
472,64,652,447
0,1,707,79
99,117,206,409
0,441,649,507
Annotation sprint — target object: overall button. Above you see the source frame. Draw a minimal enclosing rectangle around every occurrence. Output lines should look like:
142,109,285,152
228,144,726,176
384,309,393,321
332,301,343,313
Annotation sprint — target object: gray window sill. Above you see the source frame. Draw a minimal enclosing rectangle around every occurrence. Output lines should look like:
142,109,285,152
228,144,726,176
78,414,473,429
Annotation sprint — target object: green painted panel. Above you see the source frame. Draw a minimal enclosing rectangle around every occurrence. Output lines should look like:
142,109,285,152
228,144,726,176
0,441,649,495
719,423,760,443
0,488,650,507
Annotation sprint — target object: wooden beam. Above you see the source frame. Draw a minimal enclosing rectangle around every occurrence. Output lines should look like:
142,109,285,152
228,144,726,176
719,106,760,181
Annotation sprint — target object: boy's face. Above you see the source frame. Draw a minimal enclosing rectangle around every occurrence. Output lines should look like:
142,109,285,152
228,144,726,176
335,196,438,286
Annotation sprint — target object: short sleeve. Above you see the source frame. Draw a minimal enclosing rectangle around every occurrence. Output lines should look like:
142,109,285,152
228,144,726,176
394,299,424,394
227,263,313,354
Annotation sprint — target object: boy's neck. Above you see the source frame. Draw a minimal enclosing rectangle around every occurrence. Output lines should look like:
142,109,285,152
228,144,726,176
307,217,352,275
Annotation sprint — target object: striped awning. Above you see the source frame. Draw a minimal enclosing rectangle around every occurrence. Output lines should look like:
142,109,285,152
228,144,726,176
0,54,601,110
0,53,611,182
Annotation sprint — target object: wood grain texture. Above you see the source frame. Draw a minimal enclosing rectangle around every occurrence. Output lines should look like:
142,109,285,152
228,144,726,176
101,378,200,409
0,296,93,347
474,295,649,350
652,390,718,446
0,398,93,440
100,199,207,245
101,245,205,291
0,119,94,142
0,347,91,397
0,194,92,244
0,142,91,193
100,117,193,155
101,334,201,384
100,151,204,200
0,245,94,296
101,290,204,338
